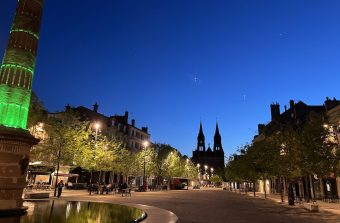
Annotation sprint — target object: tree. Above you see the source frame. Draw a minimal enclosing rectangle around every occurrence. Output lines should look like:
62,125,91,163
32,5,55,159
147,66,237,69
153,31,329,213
135,147,157,177
27,91,46,130
153,143,180,182
30,110,89,166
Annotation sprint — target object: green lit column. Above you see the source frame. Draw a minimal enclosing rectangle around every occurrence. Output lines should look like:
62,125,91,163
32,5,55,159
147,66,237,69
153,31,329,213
0,0,43,215
0,0,44,129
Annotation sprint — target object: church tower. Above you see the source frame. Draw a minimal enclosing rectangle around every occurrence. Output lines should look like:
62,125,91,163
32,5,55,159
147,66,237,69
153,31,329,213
192,121,225,176
213,122,223,152
197,122,205,151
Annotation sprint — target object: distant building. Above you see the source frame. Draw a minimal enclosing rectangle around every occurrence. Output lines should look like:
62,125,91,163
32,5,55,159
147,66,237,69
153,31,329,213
192,122,225,175
254,100,325,142
71,103,150,152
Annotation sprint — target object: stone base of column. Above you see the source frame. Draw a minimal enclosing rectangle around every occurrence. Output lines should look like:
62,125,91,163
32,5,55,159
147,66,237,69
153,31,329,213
0,126,39,216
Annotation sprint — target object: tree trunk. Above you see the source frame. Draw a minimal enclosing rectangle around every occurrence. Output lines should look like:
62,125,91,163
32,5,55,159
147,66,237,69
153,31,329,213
305,176,310,202
263,177,267,199
253,180,256,197
98,171,102,183
309,174,315,201
283,176,287,196
280,176,284,203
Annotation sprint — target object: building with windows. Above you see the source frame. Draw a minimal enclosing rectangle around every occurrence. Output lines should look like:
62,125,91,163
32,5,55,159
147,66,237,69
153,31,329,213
253,97,339,199
70,103,150,151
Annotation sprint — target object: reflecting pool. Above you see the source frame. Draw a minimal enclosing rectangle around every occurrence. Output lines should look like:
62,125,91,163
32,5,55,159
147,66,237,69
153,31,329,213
0,200,146,223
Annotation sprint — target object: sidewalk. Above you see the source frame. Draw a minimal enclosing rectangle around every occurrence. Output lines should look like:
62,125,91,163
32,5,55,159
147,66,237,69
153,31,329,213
232,190,340,215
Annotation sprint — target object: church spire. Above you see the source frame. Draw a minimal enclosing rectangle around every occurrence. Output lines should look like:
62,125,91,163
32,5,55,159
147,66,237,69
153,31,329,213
197,121,206,151
213,122,223,152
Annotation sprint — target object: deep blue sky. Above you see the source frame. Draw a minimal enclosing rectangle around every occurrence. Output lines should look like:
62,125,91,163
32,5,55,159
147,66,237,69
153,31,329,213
1,1,339,157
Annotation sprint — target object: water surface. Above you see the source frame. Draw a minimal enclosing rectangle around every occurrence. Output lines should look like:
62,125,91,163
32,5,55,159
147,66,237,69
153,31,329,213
0,200,146,223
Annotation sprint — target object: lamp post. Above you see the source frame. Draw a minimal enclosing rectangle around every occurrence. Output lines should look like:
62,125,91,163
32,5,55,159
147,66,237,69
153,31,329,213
53,148,61,197
185,158,190,178
94,122,100,142
90,122,100,184
204,165,208,180
210,167,214,177
279,143,286,203
143,141,149,191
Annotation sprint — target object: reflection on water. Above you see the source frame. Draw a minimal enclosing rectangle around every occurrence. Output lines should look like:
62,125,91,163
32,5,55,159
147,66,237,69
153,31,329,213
0,200,146,223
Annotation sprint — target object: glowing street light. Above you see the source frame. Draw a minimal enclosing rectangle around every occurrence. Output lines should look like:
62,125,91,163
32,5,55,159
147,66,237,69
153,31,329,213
143,140,149,191
90,121,100,184
94,122,100,142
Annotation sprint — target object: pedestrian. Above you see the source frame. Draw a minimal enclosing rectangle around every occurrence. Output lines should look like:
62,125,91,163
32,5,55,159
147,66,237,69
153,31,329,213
123,182,128,189
57,180,64,198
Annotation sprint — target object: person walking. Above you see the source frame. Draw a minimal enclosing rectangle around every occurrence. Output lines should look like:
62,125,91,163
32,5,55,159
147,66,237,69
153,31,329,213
57,180,64,198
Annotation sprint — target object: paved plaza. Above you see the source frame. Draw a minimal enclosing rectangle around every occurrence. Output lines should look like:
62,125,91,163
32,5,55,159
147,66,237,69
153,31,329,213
55,188,340,223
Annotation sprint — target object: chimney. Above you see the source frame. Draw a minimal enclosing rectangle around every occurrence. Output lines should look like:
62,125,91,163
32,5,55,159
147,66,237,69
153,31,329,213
131,119,135,127
93,102,99,113
325,97,339,111
142,127,148,133
289,100,294,108
258,124,265,135
124,111,129,123
65,104,71,111
270,103,280,122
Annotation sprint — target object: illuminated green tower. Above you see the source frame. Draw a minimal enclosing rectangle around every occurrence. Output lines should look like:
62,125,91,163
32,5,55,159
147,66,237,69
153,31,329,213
0,0,44,129
0,0,43,214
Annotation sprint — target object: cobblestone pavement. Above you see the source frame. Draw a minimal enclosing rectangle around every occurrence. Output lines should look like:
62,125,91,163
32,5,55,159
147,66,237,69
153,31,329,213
57,188,340,223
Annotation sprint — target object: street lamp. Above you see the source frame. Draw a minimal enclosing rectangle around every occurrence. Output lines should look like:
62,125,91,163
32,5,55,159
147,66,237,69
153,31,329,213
197,163,201,181
143,141,149,191
90,122,100,184
210,167,214,177
279,143,286,203
53,149,61,197
94,122,100,142
204,165,208,180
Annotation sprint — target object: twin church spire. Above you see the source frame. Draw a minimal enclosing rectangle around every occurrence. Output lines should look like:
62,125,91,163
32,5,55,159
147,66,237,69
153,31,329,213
196,122,223,152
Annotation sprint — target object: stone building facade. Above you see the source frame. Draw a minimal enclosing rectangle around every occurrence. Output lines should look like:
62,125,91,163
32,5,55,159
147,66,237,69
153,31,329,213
71,103,150,152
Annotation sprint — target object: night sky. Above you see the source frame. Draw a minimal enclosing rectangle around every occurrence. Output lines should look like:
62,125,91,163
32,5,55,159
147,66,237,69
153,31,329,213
1,1,339,157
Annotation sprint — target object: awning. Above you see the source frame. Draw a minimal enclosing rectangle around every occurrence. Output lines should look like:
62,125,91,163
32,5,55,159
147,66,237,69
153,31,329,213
54,173,79,177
